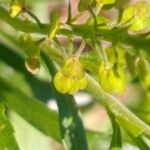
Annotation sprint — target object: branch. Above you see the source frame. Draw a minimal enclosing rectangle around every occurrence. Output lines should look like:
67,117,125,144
0,6,47,34
0,6,149,55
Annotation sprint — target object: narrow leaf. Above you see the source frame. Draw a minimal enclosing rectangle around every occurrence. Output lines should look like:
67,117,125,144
0,78,61,142
107,110,122,150
42,52,88,150
129,134,150,150
0,103,19,150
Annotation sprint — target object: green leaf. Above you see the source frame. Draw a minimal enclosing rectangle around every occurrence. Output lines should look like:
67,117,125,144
0,78,61,142
116,116,144,137
108,110,122,150
41,52,88,150
78,0,94,12
96,0,116,5
119,5,134,25
0,103,19,150
129,1,150,33
129,134,150,150
115,0,129,9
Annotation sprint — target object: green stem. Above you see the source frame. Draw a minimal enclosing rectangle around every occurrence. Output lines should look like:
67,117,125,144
23,7,43,29
86,74,150,137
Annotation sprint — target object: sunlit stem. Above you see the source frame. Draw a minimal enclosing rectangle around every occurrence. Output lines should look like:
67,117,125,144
100,43,109,67
71,12,85,22
34,37,46,45
75,41,86,58
113,44,119,64
68,37,74,56
62,47,68,59
23,7,43,29
66,0,72,25
53,38,68,59
95,4,103,15
88,6,97,29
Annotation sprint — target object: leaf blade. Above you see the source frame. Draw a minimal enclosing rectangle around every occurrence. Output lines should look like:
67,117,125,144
0,103,19,150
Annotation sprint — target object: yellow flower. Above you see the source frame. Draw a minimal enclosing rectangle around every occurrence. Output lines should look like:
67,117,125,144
54,57,87,94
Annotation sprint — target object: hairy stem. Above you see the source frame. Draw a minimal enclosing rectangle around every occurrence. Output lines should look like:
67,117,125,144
86,74,150,137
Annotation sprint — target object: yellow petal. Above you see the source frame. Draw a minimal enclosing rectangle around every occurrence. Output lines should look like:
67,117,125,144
53,71,70,94
68,79,81,94
62,57,84,79
10,3,22,18
109,68,126,94
79,76,87,90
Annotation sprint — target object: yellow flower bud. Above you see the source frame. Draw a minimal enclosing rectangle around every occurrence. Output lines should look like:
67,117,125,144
54,57,87,94
99,63,126,94
10,2,22,18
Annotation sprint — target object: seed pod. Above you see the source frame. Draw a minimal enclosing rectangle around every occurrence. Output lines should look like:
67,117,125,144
10,0,24,17
54,57,87,94
19,34,41,74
